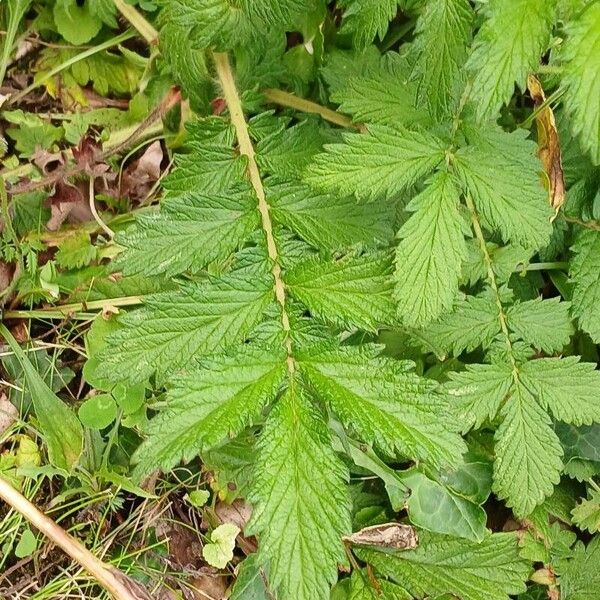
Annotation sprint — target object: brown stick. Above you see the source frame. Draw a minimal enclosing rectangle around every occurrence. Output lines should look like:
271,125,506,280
0,477,152,600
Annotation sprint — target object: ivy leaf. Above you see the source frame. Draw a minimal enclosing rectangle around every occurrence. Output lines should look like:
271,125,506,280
78,394,117,430
358,531,529,600
560,3,600,164
401,469,488,542
466,0,556,120
248,384,351,600
305,125,447,202
53,0,103,45
203,523,240,569
394,171,468,326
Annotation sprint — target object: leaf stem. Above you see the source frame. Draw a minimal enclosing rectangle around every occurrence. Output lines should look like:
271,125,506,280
112,0,159,46
0,477,151,600
3,296,143,320
464,194,519,378
262,88,362,131
213,52,295,373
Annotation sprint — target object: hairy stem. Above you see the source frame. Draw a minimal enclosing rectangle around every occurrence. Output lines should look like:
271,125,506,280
262,88,363,131
0,477,151,600
465,194,519,379
113,0,159,46
213,52,294,373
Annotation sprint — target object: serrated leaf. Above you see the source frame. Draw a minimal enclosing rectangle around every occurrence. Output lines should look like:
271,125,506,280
299,345,466,469
557,537,600,600
445,361,513,432
413,292,500,357
394,171,468,326
338,0,400,48
358,531,529,600
286,253,396,331
257,119,329,178
305,125,447,202
131,347,285,477
466,0,556,120
97,274,273,384
55,231,96,270
268,180,395,251
114,190,259,277
248,384,350,600
493,384,563,517
506,297,573,352
520,357,600,425
560,3,600,164
332,72,428,127
572,489,600,533
570,229,600,342
453,128,553,248
409,0,474,119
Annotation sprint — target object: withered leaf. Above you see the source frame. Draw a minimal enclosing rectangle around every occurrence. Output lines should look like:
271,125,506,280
527,74,565,217
343,523,418,550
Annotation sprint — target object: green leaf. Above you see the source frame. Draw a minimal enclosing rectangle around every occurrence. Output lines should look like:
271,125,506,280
131,347,285,476
493,384,563,517
332,71,428,127
570,229,600,342
466,0,556,120
394,171,468,326
409,0,474,119
53,0,103,45
560,3,600,164
203,523,240,569
520,357,600,425
248,384,350,600
445,361,513,432
97,274,273,384
557,537,600,600
78,394,117,430
114,190,259,277
186,489,210,508
0,324,83,473
413,292,500,357
14,528,38,559
268,180,395,251
55,231,96,270
299,345,466,469
338,0,400,48
401,469,488,542
286,253,396,332
305,125,447,202
335,570,412,599
453,128,553,249
572,489,600,533
231,554,272,600
358,531,529,600
506,298,573,352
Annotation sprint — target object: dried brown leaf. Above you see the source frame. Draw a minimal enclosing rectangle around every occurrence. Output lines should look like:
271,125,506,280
343,523,418,550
